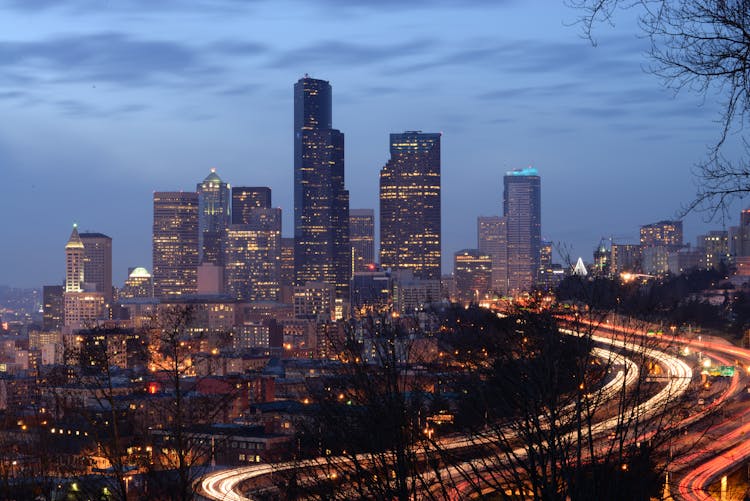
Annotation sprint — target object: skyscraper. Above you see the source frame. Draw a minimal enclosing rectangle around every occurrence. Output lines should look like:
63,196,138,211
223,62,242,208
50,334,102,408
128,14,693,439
224,208,282,301
280,237,295,304
453,249,492,304
197,169,230,266
63,224,104,329
79,232,112,305
232,186,272,224
697,230,730,270
640,220,683,248
153,191,199,298
293,76,350,298
477,216,507,294
380,131,441,281
43,285,64,331
503,167,541,294
349,209,375,272
65,224,85,293
120,267,154,299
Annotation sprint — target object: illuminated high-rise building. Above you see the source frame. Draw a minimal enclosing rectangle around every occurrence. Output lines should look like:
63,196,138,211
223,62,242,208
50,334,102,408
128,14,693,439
640,220,683,275
735,209,750,257
453,249,492,304
697,230,730,270
380,131,441,281
640,220,683,248
79,232,113,305
153,191,199,298
503,167,541,294
279,237,295,304
232,187,271,223
42,285,64,331
293,76,350,299
65,224,85,293
477,216,507,294
350,209,375,272
224,208,282,301
611,243,641,275
120,267,154,299
197,169,231,266
63,224,104,329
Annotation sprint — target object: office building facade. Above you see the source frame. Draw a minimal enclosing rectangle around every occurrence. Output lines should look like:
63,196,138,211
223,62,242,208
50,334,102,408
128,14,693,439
79,232,113,304
232,187,272,224
380,131,441,281
350,209,375,273
63,225,104,328
503,168,541,294
454,249,492,304
153,191,200,298
197,169,231,266
293,76,350,298
224,208,282,302
477,216,507,294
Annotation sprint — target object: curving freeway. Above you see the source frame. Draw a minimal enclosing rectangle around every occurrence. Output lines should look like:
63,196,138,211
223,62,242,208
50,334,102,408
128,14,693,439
199,329,693,501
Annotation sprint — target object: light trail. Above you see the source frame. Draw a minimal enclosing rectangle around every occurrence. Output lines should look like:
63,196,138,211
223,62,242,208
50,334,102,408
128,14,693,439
571,317,750,500
200,331,691,501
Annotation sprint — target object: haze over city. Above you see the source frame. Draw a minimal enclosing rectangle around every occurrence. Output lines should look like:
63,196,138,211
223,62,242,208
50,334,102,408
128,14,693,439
0,1,739,288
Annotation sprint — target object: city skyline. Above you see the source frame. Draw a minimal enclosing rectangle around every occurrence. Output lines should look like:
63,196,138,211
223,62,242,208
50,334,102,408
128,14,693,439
1,2,744,288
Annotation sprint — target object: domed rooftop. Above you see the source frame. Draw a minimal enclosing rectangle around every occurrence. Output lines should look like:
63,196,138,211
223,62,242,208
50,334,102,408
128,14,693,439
129,267,152,278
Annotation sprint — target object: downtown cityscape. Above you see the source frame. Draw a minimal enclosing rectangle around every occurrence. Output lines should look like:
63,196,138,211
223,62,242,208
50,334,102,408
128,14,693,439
4,1,750,501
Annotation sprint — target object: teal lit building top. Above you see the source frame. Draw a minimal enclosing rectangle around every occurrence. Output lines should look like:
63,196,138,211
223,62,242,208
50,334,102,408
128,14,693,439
506,166,538,177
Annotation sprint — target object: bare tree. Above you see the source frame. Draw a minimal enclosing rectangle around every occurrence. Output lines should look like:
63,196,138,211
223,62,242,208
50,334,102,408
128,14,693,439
569,0,750,216
145,304,239,501
436,305,694,500
280,315,450,501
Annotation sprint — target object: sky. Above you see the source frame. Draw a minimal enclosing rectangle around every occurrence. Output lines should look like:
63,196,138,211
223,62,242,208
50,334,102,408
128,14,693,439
0,0,742,289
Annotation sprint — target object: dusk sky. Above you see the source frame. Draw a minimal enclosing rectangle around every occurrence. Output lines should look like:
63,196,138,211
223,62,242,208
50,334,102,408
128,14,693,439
0,0,741,288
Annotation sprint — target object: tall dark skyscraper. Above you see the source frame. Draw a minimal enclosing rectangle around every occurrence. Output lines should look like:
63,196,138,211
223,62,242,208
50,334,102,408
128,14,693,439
503,167,541,294
43,285,64,331
349,209,375,272
153,191,200,298
197,169,230,266
293,76,350,298
380,131,441,281
232,187,272,224
79,232,113,305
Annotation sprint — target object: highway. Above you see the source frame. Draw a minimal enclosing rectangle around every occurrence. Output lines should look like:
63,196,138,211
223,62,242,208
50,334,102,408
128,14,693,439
578,318,750,500
199,328,693,501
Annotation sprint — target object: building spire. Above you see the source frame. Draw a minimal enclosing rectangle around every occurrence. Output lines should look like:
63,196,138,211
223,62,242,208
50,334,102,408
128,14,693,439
65,223,84,250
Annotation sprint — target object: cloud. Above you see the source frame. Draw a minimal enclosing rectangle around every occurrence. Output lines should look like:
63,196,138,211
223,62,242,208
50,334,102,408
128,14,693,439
2,0,262,13
3,0,510,13
570,105,631,118
217,83,262,96
210,40,268,56
478,83,580,100
268,38,435,69
0,33,205,86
